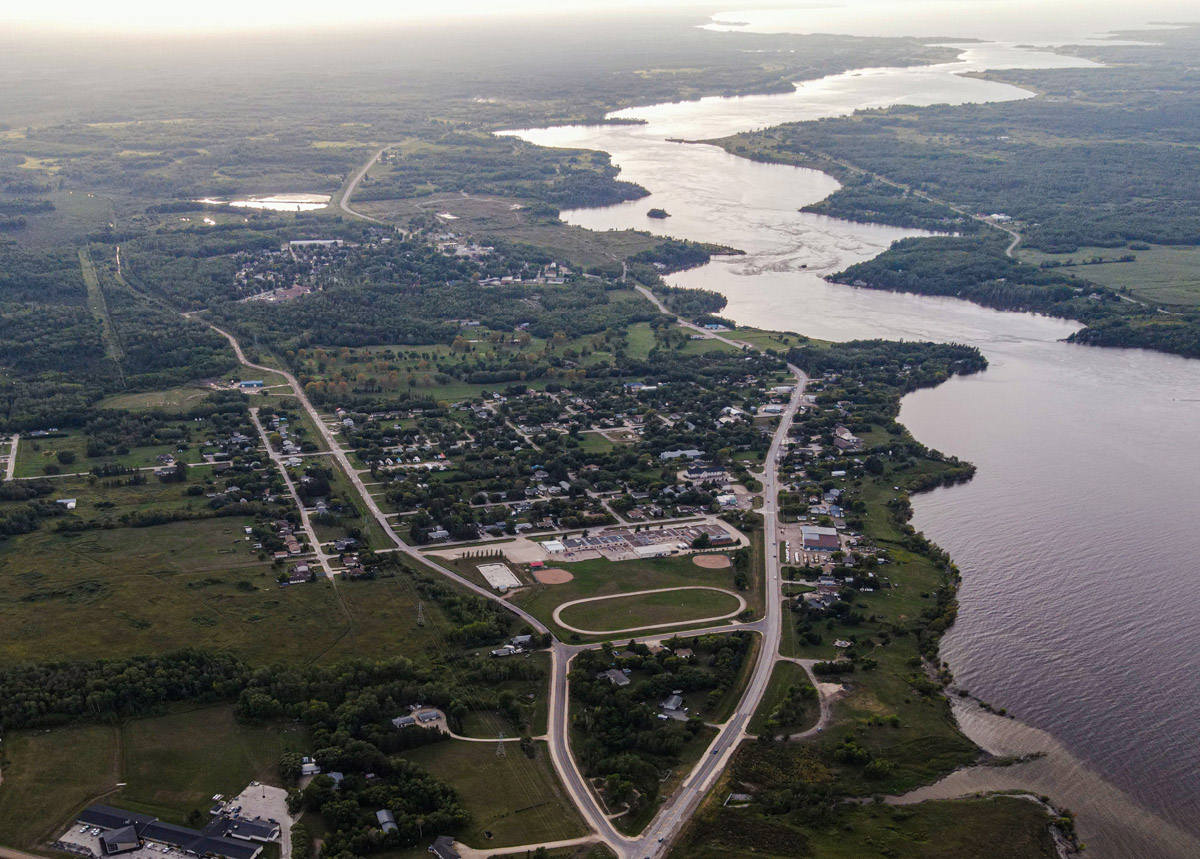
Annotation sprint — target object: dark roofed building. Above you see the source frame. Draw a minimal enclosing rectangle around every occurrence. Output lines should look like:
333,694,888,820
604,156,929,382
79,806,156,833
428,836,461,859
98,825,141,855
219,818,281,842
80,805,267,859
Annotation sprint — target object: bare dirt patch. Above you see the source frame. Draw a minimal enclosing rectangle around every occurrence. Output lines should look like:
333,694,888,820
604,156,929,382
693,554,732,569
533,567,574,584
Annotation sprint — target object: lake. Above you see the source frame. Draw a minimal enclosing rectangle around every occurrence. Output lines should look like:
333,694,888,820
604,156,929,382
506,29,1200,859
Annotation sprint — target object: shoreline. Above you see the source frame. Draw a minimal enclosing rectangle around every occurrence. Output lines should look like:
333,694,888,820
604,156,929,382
885,696,1200,858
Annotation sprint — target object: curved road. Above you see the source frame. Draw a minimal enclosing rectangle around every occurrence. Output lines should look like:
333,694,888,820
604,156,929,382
185,162,810,859
552,586,747,636
336,145,390,223
194,317,548,635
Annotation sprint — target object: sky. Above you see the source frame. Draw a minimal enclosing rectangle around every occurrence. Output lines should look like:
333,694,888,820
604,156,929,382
6,0,1195,37
1,0,732,33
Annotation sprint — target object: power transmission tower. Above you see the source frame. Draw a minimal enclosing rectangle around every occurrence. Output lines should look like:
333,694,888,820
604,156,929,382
416,601,425,627
496,732,506,758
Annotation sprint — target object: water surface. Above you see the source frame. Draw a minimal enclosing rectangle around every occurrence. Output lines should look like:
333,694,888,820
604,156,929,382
507,35,1200,857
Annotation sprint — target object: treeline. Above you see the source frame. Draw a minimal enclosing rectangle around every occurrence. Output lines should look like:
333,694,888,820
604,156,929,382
801,175,980,234
570,635,752,817
0,649,247,730
829,233,1086,313
354,130,647,209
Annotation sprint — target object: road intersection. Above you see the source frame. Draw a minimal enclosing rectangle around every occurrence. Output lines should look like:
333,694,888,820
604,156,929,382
190,233,810,859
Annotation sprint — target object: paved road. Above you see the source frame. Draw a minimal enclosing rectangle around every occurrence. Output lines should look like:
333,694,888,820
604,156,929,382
3,433,17,481
248,407,334,578
626,363,807,858
552,587,748,636
196,318,548,633
191,254,809,859
337,145,389,223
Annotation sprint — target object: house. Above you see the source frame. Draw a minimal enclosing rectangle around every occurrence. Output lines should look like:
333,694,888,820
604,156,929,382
417,710,440,724
376,810,398,834
238,380,265,389
56,498,77,510
673,648,694,660
429,836,461,859
392,715,417,729
598,668,630,687
662,694,685,712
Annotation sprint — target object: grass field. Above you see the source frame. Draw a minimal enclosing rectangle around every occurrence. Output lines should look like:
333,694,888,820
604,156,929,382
0,519,454,666
14,429,207,478
777,469,980,795
804,796,1058,859
747,660,817,736
680,795,1057,859
99,386,216,412
400,741,587,849
1019,244,1200,306
0,724,121,849
509,553,745,639
458,651,552,738
0,706,307,851
114,706,306,824
556,588,742,633
0,470,218,525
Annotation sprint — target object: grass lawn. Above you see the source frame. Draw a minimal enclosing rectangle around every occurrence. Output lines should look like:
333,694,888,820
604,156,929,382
401,741,587,849
574,432,616,454
556,588,742,634
113,705,307,824
679,336,738,356
0,724,121,849
747,660,817,736
510,553,745,639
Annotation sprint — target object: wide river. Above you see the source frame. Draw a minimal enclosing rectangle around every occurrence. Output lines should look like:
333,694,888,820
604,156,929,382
506,35,1200,859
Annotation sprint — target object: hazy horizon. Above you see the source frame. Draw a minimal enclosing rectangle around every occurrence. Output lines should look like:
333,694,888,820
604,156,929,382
2,0,743,34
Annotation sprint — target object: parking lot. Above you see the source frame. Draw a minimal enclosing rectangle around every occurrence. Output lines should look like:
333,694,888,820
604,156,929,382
55,828,184,859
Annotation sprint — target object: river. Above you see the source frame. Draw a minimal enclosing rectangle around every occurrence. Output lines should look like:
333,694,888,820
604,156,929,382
504,27,1200,859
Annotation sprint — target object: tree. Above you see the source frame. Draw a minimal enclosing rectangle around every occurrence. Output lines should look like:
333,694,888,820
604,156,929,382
279,751,304,787
865,455,885,475
56,450,76,465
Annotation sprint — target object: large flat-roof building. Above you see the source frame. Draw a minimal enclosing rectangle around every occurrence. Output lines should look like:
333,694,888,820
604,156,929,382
801,526,840,552
76,805,271,859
